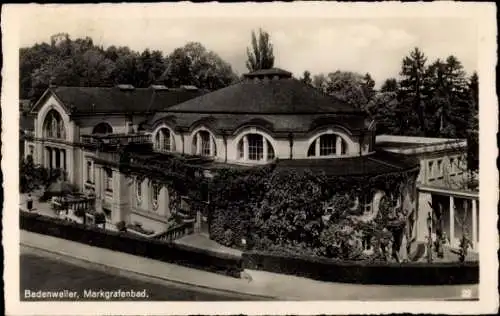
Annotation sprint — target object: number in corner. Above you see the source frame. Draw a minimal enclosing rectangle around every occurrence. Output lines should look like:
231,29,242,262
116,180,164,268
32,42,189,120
461,288,472,299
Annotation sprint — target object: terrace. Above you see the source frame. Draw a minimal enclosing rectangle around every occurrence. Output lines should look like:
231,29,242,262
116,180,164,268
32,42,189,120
80,133,152,149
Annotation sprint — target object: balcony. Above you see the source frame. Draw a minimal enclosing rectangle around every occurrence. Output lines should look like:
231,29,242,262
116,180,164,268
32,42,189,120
80,133,152,150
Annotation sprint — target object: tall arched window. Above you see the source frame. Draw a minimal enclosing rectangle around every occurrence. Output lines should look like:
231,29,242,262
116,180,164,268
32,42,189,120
192,130,217,157
307,134,348,157
154,128,174,152
151,182,161,211
237,133,275,162
92,122,113,135
43,110,65,139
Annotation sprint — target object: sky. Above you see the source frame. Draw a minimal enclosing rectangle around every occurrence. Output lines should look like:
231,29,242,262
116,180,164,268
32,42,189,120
16,3,479,87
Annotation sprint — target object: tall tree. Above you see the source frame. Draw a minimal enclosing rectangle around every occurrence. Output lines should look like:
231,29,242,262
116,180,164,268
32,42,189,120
398,47,428,135
246,29,275,72
362,73,376,101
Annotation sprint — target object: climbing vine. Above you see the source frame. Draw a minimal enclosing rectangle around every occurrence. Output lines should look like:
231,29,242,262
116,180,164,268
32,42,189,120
114,147,418,261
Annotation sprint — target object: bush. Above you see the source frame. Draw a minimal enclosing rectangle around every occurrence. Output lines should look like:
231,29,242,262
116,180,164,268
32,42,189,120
242,251,479,285
115,220,127,232
20,212,243,278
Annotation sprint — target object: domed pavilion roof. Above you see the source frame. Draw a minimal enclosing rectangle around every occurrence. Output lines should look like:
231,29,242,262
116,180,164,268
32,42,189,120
148,68,366,135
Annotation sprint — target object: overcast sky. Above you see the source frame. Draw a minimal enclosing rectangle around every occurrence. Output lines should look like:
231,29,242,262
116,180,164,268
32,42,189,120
16,4,479,87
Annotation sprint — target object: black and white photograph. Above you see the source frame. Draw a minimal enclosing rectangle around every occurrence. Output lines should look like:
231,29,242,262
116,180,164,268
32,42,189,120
2,2,498,315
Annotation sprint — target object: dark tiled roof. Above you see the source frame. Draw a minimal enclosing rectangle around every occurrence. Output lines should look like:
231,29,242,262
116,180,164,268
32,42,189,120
243,68,293,78
165,78,362,114
34,86,207,114
275,151,419,177
148,112,367,136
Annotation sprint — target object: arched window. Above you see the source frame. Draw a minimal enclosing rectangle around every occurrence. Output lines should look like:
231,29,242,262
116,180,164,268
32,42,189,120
136,179,142,205
151,182,161,211
92,122,113,135
154,128,174,152
43,110,65,139
192,130,217,157
237,133,275,162
307,134,348,157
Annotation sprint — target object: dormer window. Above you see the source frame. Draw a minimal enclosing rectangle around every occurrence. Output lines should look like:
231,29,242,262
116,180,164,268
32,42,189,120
237,133,275,162
308,134,348,157
192,130,216,157
154,127,174,152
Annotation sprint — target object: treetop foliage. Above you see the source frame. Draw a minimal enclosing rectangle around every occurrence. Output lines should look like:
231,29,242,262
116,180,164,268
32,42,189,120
20,34,238,101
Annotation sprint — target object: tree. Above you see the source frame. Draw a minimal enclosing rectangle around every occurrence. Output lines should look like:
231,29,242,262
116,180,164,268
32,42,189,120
323,71,371,110
312,74,327,91
365,91,399,135
246,28,275,72
162,42,237,90
362,73,376,101
399,47,428,135
380,78,398,93
300,70,313,86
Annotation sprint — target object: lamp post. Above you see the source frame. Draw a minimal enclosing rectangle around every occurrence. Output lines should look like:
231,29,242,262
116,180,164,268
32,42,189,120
426,211,433,263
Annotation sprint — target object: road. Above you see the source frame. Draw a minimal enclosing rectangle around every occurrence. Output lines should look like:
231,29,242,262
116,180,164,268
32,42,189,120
20,247,268,301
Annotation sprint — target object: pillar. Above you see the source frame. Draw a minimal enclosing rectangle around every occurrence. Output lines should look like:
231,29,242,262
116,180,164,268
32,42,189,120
336,136,342,155
52,148,57,169
315,138,320,157
472,199,478,250
209,136,214,156
196,133,202,155
449,196,455,247
263,137,268,161
243,135,249,160
111,171,131,224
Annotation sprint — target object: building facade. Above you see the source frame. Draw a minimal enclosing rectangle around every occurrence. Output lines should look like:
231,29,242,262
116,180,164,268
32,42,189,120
22,68,476,251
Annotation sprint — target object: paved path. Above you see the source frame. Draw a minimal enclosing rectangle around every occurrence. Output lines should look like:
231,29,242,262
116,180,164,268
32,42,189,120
20,230,478,301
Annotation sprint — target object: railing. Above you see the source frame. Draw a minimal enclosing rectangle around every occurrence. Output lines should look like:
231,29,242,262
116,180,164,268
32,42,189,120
154,222,195,242
80,133,152,147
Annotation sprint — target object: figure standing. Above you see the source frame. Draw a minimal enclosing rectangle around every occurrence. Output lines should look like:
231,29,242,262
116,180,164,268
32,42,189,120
27,194,33,212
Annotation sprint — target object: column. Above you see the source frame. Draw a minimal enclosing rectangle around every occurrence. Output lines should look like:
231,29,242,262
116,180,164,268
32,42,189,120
262,137,268,161
449,196,455,247
196,133,202,155
472,199,478,250
315,138,320,157
336,136,343,155
209,136,214,156
243,135,249,160
44,147,48,168
52,148,57,169
60,149,65,172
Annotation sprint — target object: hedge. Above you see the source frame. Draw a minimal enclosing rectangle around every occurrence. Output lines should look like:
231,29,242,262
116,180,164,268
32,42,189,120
242,251,479,285
20,212,242,278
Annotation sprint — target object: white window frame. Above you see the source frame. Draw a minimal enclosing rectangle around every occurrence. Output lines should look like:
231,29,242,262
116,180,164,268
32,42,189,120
236,131,276,163
192,129,217,157
136,179,142,205
154,127,174,153
151,182,161,211
307,132,348,158
437,159,443,178
86,160,94,183
104,168,113,192
428,160,435,181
